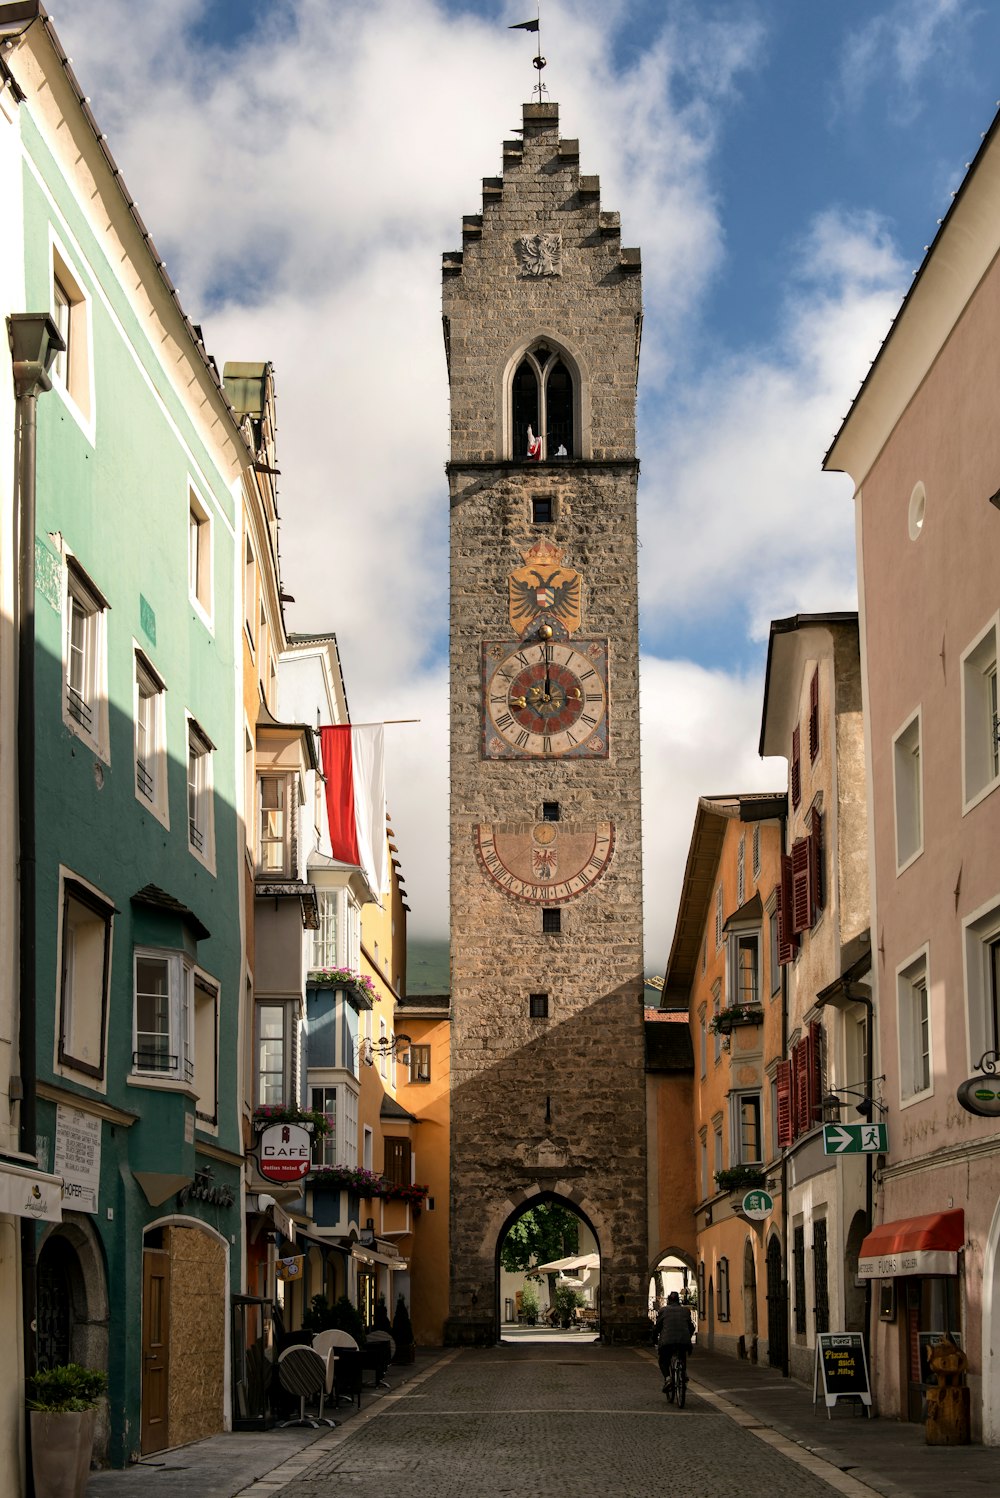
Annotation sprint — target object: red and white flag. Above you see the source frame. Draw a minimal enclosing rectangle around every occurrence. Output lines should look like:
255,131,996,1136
527,424,541,461
320,724,388,898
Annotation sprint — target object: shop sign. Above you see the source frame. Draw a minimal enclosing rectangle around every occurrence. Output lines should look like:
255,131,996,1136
858,1247,958,1279
258,1123,312,1183
956,1078,1000,1117
814,1333,872,1416
741,1189,773,1221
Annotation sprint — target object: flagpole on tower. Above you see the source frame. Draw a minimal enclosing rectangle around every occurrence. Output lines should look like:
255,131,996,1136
509,6,547,103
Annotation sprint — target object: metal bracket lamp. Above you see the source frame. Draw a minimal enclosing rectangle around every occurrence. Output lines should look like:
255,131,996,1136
822,1079,888,1122
363,1032,411,1066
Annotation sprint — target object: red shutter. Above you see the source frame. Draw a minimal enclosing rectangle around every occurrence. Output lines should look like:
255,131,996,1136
794,1037,811,1134
808,670,819,762
776,1060,794,1148
777,866,798,963
809,809,824,912
791,726,802,808
806,1021,824,1129
791,836,812,934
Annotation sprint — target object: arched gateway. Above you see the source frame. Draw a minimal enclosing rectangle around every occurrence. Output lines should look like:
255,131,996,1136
444,100,647,1345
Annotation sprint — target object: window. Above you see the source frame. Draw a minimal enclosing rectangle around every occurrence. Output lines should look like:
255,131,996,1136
532,495,553,524
363,1124,373,1171
698,1008,707,1078
737,835,745,906
530,992,549,1019
58,877,112,1078
188,487,212,619
697,1262,706,1321
791,725,802,809
50,244,92,424
134,650,167,819
713,1122,723,1177
346,899,361,972
714,885,723,950
343,1087,358,1167
752,824,761,880
244,535,257,649
733,1093,762,1164
542,801,560,822
510,344,575,459
962,617,1000,809
769,911,781,995
187,719,215,867
964,899,1000,1064
257,1002,294,1105
793,1227,806,1334
893,710,923,871
311,1086,338,1166
808,669,820,762
898,950,931,1102
542,908,561,933
712,987,721,1063
700,1135,708,1200
313,890,340,969
718,1257,730,1322
133,950,193,1081
64,559,108,753
383,1137,412,1188
258,774,297,877
193,975,218,1125
244,726,254,854
728,931,760,1006
409,1044,431,1082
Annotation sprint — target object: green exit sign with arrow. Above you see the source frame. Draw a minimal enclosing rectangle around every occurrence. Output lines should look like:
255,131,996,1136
822,1122,888,1155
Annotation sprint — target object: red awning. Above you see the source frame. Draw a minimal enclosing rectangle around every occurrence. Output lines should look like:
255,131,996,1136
858,1209,964,1279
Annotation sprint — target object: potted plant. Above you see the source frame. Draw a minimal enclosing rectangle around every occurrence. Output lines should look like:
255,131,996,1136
554,1283,585,1329
392,1292,416,1362
27,1363,107,1498
520,1283,539,1327
708,1003,765,1036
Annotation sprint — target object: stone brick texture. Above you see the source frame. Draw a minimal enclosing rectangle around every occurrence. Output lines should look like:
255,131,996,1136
445,102,647,1343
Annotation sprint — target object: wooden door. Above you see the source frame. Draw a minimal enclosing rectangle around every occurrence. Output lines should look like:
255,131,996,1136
141,1248,170,1454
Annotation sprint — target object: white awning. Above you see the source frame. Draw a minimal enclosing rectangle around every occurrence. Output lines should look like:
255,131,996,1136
0,1160,63,1223
351,1244,407,1270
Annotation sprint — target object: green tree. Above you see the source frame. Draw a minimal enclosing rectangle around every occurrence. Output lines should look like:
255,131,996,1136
499,1203,580,1276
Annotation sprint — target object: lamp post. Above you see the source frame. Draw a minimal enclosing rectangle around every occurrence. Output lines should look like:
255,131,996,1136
7,312,64,1392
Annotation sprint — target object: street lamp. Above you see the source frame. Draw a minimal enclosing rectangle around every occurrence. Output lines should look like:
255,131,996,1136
364,1032,412,1065
7,311,65,1394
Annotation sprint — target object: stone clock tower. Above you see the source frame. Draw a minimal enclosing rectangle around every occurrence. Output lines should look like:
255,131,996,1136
444,101,647,1343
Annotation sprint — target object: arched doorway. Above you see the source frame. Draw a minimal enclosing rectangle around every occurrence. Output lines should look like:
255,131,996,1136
743,1238,758,1359
647,1246,697,1322
495,1193,600,1339
844,1210,868,1333
766,1233,787,1371
37,1215,110,1460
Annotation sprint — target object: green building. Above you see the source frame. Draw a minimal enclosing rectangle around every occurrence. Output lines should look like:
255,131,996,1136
2,6,252,1469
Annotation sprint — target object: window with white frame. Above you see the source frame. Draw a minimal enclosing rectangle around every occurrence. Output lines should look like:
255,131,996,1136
51,244,92,424
193,975,218,1125
737,835,746,906
258,773,298,877
58,877,113,1078
313,890,341,969
714,885,723,949
963,899,1000,1064
962,617,999,809
898,949,931,1102
732,1092,763,1164
134,650,167,819
257,1002,295,1105
188,488,212,619
727,929,760,1007
310,1085,338,1166
64,559,108,754
133,950,193,1081
893,710,923,871
752,824,761,880
343,1085,359,1167
187,719,215,866
346,899,361,971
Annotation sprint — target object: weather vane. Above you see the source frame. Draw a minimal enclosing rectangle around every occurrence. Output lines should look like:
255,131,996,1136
509,7,547,104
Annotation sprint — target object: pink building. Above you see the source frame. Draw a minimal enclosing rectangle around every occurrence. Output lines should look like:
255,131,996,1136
825,107,1000,1438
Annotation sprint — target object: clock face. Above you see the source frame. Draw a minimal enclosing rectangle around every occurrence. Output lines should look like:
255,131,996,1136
482,639,609,759
474,821,615,903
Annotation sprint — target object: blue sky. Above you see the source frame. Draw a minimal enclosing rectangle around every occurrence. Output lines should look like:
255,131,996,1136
52,0,1000,958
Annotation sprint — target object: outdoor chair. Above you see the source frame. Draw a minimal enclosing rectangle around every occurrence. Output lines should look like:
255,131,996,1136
314,1330,364,1410
363,1330,395,1388
277,1345,336,1428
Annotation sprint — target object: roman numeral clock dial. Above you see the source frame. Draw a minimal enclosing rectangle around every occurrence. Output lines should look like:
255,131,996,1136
482,638,609,759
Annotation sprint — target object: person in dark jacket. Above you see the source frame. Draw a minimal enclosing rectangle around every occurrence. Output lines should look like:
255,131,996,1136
654,1291,694,1390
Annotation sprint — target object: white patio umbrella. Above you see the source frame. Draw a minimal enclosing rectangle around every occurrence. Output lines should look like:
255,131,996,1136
534,1252,600,1274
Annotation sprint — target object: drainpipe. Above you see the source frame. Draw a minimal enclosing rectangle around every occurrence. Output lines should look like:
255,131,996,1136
7,314,64,1398
778,803,790,1378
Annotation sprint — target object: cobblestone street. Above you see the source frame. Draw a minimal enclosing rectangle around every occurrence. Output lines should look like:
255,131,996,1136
258,1344,849,1498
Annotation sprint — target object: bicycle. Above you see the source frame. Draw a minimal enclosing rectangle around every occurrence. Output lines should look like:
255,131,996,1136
664,1352,687,1408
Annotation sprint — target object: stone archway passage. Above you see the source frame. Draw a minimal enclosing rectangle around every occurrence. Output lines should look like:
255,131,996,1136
496,1195,601,1337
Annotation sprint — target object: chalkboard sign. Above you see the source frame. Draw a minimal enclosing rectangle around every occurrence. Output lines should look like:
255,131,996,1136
813,1333,872,1418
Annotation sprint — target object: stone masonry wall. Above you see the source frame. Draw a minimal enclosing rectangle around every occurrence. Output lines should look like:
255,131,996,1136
446,102,647,1341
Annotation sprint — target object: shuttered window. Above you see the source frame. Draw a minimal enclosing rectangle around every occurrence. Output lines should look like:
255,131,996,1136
383,1136,412,1188
790,1023,823,1138
791,725,802,808
791,837,812,934
776,1061,794,1148
809,809,824,914
776,862,798,964
808,669,820,762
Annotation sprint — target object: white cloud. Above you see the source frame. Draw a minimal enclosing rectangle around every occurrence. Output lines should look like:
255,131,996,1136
836,0,974,124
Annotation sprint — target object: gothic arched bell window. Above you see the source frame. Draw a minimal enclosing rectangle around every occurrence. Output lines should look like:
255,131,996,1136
510,345,575,461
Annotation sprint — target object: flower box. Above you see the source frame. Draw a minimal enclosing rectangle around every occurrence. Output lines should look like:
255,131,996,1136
708,1003,764,1037
714,1165,767,1194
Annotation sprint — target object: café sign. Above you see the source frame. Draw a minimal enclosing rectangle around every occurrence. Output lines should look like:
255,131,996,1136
258,1123,312,1183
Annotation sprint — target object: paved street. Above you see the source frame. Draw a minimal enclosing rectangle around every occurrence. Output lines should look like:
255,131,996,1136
239,1344,855,1498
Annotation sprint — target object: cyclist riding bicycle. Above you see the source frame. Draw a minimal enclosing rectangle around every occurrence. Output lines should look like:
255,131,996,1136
654,1291,694,1394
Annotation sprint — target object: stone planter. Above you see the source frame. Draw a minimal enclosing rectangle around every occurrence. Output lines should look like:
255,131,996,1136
31,1408,95,1498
